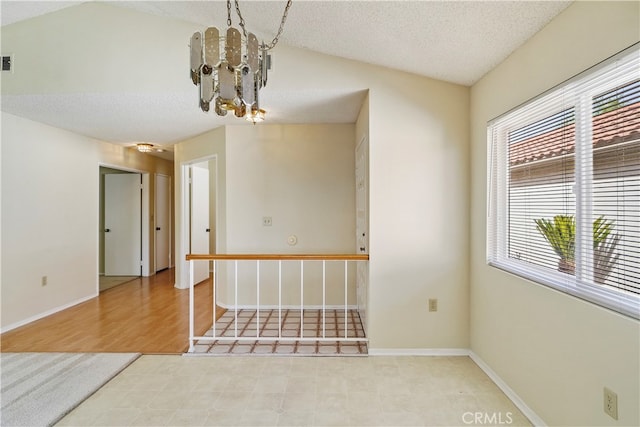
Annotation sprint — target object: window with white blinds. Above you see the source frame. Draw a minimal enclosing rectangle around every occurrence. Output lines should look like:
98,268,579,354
487,44,640,319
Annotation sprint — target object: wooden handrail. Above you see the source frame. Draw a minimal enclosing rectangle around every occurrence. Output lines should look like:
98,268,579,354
186,253,369,261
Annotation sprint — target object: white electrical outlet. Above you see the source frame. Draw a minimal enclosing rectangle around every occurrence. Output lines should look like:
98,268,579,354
262,217,272,226
604,387,618,420
41,276,48,286
428,298,438,312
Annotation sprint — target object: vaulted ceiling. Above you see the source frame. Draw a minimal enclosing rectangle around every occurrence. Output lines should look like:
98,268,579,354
1,1,571,157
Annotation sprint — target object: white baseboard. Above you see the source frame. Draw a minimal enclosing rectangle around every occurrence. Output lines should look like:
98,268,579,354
368,348,471,356
0,293,97,334
469,351,546,427
365,348,544,426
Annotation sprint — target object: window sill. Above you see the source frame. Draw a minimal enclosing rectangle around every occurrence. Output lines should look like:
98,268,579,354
488,258,640,320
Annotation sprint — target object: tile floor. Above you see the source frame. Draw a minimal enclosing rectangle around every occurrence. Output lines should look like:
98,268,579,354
56,355,532,426
193,309,367,356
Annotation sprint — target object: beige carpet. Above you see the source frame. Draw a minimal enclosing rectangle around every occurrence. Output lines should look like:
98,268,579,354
0,353,140,426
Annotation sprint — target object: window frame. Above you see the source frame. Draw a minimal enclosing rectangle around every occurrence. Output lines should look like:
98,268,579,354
487,43,640,319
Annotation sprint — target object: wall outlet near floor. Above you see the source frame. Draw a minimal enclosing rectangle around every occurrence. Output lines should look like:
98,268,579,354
262,216,272,226
41,276,48,286
2,54,13,73
604,387,618,420
428,298,438,312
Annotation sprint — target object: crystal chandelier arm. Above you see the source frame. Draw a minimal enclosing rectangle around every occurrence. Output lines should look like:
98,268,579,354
225,27,242,66
200,67,214,112
190,32,202,85
204,28,220,66
247,33,259,71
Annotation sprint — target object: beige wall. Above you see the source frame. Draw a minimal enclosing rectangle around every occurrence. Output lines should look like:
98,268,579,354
173,126,227,291
356,93,370,332
225,124,355,254
0,2,190,96
270,37,472,352
175,45,470,349
470,2,640,425
1,112,173,331
366,78,470,350
175,124,357,307
224,124,356,307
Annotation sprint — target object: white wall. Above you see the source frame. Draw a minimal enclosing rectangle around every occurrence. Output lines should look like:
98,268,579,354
1,112,173,331
470,2,640,425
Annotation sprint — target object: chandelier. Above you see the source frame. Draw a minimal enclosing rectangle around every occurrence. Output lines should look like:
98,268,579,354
190,0,292,123
136,143,154,153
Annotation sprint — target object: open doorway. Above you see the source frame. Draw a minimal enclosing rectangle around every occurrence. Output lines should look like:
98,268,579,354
155,174,172,272
191,161,210,284
98,166,149,292
178,157,218,288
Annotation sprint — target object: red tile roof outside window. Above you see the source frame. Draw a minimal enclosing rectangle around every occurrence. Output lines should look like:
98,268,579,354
509,102,640,166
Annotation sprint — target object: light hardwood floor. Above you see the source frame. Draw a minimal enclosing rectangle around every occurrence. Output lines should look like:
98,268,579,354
1,269,217,354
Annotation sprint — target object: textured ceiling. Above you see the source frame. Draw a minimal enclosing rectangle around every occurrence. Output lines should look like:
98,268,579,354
1,1,572,158
112,0,571,86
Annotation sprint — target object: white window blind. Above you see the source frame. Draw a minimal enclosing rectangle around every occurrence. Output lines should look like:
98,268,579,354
487,44,640,319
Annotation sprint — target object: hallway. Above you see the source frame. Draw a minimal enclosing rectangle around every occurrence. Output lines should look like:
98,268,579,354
1,269,214,354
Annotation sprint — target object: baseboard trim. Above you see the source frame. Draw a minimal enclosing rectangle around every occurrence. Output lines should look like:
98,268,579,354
365,348,544,426
0,293,97,334
367,348,470,356
469,351,546,427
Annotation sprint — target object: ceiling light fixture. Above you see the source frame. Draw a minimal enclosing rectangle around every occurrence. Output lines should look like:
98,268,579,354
136,143,154,153
190,0,292,122
246,108,266,124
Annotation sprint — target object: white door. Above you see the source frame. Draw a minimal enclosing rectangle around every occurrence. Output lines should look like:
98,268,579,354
155,174,171,272
355,136,369,333
191,163,210,284
105,173,142,276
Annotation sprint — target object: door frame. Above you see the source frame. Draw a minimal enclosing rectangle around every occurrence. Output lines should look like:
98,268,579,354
98,163,151,292
355,134,369,334
154,173,172,272
178,155,218,289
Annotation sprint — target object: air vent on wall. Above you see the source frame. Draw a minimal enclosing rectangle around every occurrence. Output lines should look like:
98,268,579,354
2,55,13,72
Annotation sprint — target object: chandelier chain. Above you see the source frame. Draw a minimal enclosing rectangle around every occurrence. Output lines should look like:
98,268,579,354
234,0,247,38
233,0,292,51
264,0,292,50
226,0,232,27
